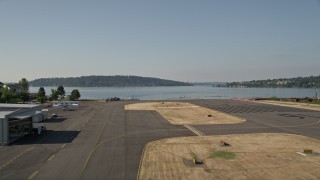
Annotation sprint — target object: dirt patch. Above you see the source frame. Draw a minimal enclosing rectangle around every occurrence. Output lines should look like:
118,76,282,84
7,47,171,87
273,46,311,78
254,100,320,111
125,102,245,125
124,102,158,111
138,133,320,180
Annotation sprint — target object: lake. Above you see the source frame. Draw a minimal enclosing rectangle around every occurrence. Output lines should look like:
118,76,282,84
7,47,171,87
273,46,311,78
29,86,320,100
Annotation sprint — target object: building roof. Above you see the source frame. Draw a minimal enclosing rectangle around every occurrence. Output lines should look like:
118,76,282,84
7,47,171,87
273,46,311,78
10,110,41,120
0,111,16,118
0,104,40,108
0,104,41,119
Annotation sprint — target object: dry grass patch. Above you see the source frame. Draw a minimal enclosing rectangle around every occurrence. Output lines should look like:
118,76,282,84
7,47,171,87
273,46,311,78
138,133,320,180
255,100,320,111
125,102,245,125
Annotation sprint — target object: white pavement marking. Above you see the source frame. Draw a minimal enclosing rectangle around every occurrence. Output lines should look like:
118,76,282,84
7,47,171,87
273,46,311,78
184,125,205,136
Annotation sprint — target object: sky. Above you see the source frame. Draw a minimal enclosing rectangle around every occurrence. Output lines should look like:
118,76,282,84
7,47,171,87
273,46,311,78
0,0,320,83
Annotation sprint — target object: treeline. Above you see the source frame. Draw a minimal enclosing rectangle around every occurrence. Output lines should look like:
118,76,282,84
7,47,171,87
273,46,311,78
29,76,193,87
227,75,320,88
1,78,81,104
37,85,81,103
192,82,226,87
0,78,29,103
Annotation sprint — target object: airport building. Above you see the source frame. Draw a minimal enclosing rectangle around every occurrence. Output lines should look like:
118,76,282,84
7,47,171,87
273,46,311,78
52,101,80,110
0,104,43,145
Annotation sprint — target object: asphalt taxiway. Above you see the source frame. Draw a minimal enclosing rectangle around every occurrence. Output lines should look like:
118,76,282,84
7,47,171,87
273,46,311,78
0,99,319,179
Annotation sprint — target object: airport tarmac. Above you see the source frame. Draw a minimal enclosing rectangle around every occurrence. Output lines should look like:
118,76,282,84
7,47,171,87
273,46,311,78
0,99,319,179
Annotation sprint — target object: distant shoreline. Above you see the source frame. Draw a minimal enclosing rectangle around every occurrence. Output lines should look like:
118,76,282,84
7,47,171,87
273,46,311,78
29,86,319,100
29,75,193,87
226,75,320,88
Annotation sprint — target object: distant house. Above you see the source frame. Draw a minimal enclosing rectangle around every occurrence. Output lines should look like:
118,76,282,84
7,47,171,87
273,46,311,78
0,83,22,93
6,83,21,93
29,93,37,99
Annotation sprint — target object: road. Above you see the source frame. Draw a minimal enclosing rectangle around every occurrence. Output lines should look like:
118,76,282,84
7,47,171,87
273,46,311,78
0,99,319,179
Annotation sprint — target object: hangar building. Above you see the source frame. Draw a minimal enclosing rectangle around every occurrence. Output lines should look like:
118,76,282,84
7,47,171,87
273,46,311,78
0,104,43,145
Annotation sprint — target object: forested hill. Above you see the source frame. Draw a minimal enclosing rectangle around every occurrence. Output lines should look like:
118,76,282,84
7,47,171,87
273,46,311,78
226,75,320,88
29,76,193,87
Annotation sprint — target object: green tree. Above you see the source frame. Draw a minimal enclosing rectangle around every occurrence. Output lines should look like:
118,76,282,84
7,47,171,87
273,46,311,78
57,85,65,97
1,85,10,102
69,89,81,101
20,90,30,102
19,78,29,91
0,85,17,103
37,87,46,103
50,89,59,101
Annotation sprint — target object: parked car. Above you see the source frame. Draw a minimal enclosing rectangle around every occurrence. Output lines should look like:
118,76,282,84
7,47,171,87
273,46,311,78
110,97,120,101
52,113,58,118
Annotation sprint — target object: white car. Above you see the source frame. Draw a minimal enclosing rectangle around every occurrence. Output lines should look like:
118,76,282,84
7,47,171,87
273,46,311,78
52,113,58,118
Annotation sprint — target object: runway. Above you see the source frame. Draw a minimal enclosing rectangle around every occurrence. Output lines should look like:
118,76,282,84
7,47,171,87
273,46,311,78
0,100,319,179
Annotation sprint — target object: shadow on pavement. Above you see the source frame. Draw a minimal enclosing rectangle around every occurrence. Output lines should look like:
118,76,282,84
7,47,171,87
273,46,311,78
12,130,80,145
42,117,67,123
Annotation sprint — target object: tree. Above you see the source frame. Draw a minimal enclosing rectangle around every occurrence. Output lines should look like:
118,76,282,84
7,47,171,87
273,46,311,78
37,87,46,103
19,78,29,92
20,91,30,102
0,85,10,103
69,89,81,101
17,78,30,102
57,85,65,97
50,89,59,101
0,85,17,103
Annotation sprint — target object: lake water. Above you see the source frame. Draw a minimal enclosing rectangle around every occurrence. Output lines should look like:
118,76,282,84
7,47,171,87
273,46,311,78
29,86,320,100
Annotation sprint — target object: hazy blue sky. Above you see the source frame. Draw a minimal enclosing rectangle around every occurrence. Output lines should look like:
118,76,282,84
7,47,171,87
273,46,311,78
0,0,319,82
